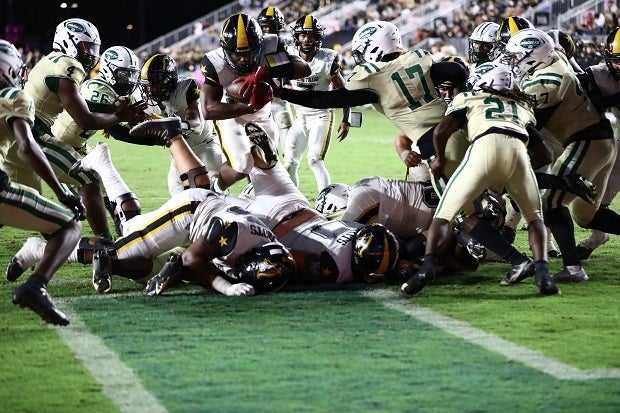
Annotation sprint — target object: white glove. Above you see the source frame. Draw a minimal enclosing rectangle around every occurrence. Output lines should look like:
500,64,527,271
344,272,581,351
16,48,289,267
227,283,256,297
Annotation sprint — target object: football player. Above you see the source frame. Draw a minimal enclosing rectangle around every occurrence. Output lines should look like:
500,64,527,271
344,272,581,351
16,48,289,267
0,40,85,326
571,27,620,259
50,45,143,237
503,28,620,282
137,53,224,196
283,15,351,193
257,6,295,150
402,62,559,297
2,19,146,240
199,13,311,192
493,16,532,59
468,22,499,66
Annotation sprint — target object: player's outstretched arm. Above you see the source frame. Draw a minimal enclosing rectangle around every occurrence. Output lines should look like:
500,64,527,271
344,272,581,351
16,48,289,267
277,87,378,109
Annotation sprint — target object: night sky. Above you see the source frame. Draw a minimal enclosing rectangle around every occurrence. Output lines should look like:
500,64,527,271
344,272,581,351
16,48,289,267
1,0,234,51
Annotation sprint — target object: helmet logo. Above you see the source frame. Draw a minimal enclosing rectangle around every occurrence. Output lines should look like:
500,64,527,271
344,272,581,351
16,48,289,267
104,49,119,60
475,63,495,74
65,21,86,33
0,43,13,55
359,26,378,39
519,37,541,49
237,16,249,49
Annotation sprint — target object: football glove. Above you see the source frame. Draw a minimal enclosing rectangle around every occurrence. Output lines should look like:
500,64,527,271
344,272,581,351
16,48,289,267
249,82,273,111
234,66,270,100
60,193,87,221
563,174,597,204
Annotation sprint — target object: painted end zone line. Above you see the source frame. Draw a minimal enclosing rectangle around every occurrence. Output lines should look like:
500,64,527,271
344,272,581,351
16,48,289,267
363,289,620,381
53,297,168,413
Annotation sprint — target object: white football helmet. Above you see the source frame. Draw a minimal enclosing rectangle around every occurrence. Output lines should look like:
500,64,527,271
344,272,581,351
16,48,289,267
351,21,403,64
315,183,351,216
501,28,555,82
0,40,26,89
98,46,140,96
468,62,513,92
468,22,499,64
53,18,101,72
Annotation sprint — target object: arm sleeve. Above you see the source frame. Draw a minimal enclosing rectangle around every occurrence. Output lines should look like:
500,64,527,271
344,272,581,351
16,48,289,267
279,88,379,108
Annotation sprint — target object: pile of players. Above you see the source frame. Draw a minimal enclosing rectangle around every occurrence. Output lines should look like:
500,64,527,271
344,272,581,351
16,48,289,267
3,9,619,326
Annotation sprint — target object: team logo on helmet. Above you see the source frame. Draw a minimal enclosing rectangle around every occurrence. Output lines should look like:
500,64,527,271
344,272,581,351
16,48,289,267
65,21,86,33
520,37,541,49
358,26,378,39
104,49,119,60
0,43,12,54
475,63,496,74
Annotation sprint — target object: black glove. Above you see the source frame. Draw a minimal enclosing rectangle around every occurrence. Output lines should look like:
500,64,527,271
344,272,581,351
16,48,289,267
562,174,597,204
60,193,87,221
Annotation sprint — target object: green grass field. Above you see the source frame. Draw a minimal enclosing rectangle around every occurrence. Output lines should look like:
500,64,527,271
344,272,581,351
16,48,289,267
1,109,619,413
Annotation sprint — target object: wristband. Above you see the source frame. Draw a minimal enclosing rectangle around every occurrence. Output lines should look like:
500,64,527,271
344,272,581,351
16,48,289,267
342,107,351,125
400,150,412,162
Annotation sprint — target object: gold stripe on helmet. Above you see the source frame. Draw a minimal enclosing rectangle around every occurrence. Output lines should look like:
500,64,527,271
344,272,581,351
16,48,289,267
303,15,313,29
266,7,275,17
508,18,520,35
237,15,249,49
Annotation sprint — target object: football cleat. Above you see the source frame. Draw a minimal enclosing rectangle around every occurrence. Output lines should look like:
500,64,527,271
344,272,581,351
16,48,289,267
6,237,46,281
535,272,560,295
129,116,183,147
576,245,593,261
92,249,112,293
145,253,183,296
553,266,589,282
245,122,278,167
12,276,69,326
401,266,436,296
499,258,534,285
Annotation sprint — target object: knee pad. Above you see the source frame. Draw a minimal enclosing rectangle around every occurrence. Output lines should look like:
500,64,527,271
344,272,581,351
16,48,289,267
110,192,140,236
180,166,210,190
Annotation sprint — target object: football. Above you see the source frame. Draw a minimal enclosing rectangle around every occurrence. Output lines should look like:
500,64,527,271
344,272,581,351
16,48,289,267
225,80,272,104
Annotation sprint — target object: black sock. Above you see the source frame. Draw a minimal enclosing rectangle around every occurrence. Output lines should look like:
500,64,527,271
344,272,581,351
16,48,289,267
468,220,525,265
545,206,579,266
587,207,620,234
422,254,437,267
29,274,48,287
534,260,549,276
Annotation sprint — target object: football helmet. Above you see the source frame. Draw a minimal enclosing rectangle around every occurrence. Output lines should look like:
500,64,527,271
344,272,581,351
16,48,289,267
473,190,506,230
0,40,27,89
232,242,296,292
495,16,532,57
351,21,403,64
501,28,555,82
352,223,400,280
435,56,470,103
468,61,513,91
547,29,576,59
258,6,285,34
220,13,264,75
468,22,499,64
604,27,620,79
292,15,325,54
98,46,140,96
139,54,178,104
53,18,101,72
315,183,351,216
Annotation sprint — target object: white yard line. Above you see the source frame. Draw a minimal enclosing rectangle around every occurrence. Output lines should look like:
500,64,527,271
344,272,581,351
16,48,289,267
53,297,168,413
363,289,620,380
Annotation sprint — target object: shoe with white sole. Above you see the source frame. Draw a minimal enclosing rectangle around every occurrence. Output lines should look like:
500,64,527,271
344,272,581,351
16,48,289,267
553,266,589,282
